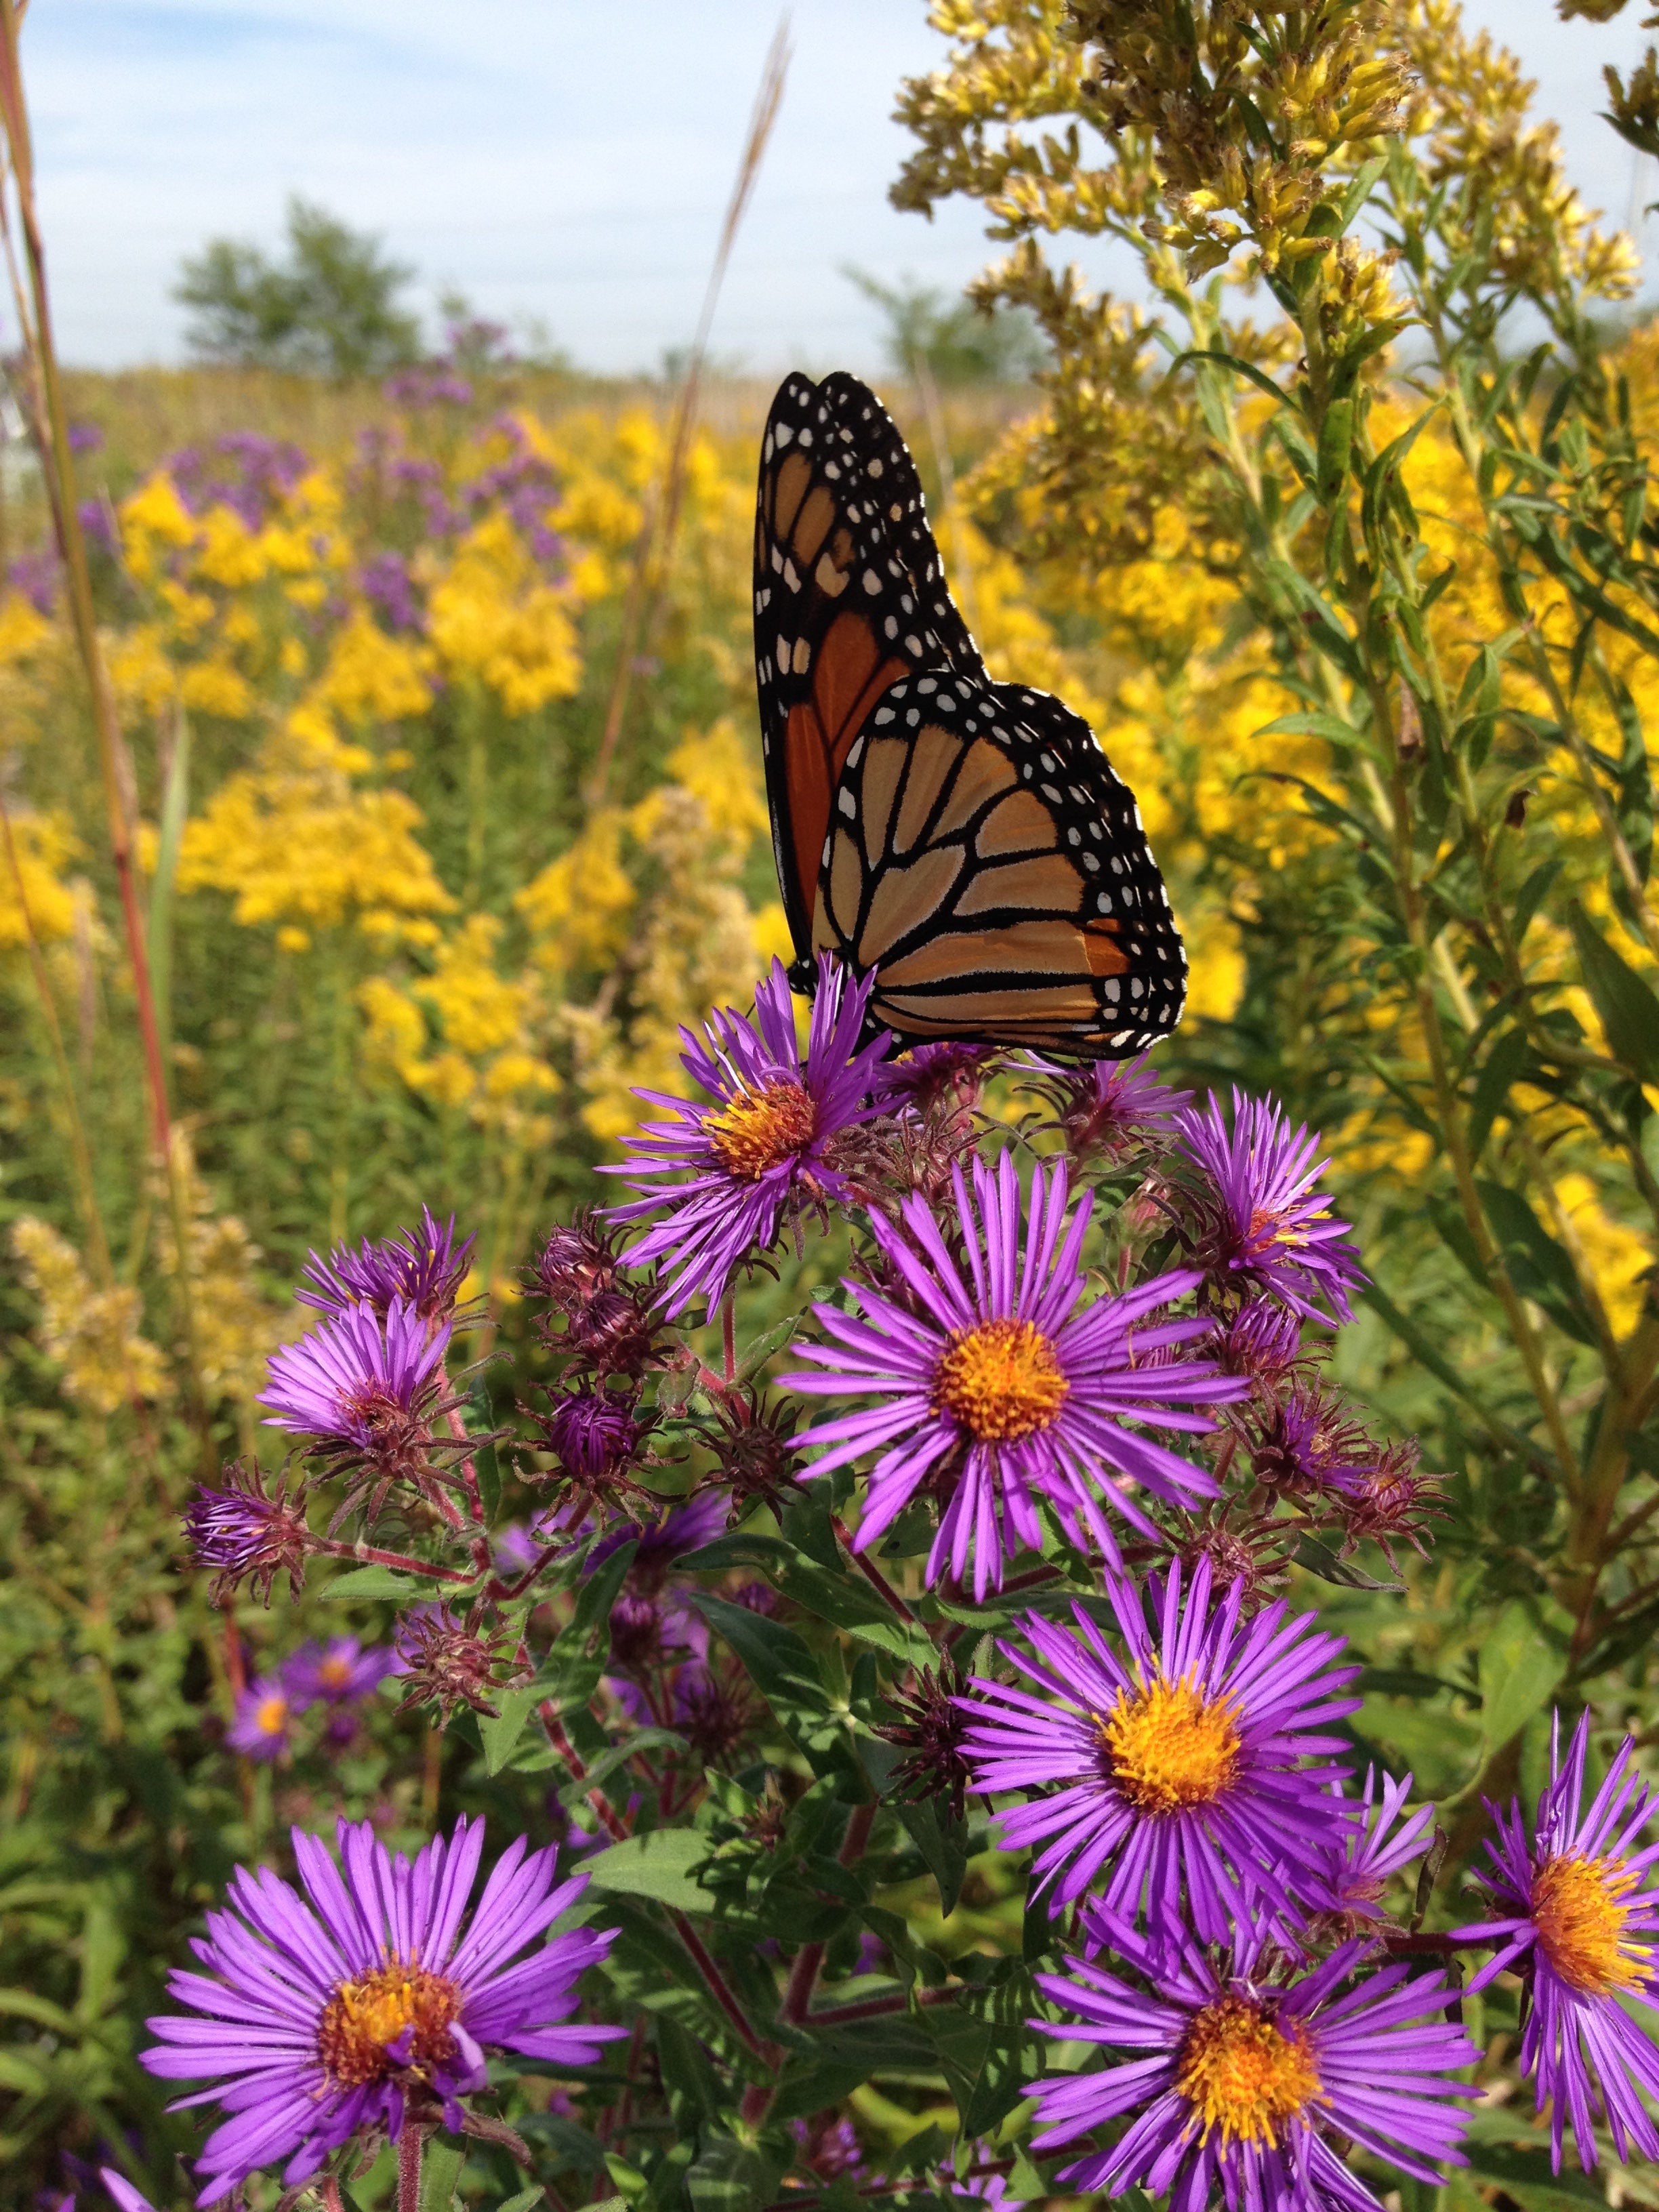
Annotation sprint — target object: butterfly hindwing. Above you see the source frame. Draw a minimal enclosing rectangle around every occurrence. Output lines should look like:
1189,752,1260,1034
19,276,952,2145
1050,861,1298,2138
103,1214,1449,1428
810,670,1187,1055
753,371,979,967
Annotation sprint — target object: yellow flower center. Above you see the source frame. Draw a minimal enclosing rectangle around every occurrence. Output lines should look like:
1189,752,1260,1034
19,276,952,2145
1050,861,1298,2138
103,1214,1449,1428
1532,1852,1650,1996
1174,1995,1322,2146
319,1656,353,1692
255,1695,287,1736
704,1080,817,1180
1247,1203,1307,1253
933,1317,1069,1443
1101,1671,1244,1816
316,1962,463,2087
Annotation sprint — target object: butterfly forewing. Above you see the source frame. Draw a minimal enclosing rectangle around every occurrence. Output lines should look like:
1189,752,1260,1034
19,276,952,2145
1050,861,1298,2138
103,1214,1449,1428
753,371,981,967
811,672,1187,1055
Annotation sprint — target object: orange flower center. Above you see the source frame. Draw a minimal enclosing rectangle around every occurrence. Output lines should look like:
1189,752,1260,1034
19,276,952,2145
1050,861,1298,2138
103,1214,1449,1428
1100,1671,1243,1816
1532,1852,1649,1996
319,1656,354,1692
704,1080,817,1179
316,1962,463,2087
1174,1995,1322,2146
933,1318,1069,1443
254,1694,288,1737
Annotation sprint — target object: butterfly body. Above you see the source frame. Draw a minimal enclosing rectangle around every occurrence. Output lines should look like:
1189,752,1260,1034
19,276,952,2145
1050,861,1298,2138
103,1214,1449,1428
754,370,1185,1055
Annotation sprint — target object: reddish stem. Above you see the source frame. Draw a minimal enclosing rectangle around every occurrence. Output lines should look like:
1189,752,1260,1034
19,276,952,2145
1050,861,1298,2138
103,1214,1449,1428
722,1291,737,1383
831,1515,921,1626
397,2123,424,2212
802,1981,964,2026
445,1401,487,1524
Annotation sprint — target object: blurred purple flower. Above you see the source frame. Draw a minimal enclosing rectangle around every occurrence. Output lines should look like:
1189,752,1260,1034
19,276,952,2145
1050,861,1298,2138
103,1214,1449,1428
228,1679,292,1761
167,433,308,530
358,550,423,634
67,419,104,454
281,1637,399,1711
591,1489,724,1591
8,547,58,615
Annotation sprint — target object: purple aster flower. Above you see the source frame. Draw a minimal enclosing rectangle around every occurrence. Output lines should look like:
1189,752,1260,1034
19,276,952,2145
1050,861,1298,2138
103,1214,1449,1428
281,1637,398,1712
100,2175,159,2212
958,1554,1359,1934
228,1679,292,1761
1030,1913,1477,2212
783,1151,1244,1600
298,1207,476,1326
141,1816,621,2205
1020,1052,1191,1161
259,1298,448,1481
358,549,423,635
79,497,121,560
68,419,104,454
792,2112,863,2179
1174,1089,1365,1324
591,1488,725,1591
1323,1767,1438,1925
9,546,60,615
184,1461,310,1604
1456,1709,1659,2171
602,954,894,1318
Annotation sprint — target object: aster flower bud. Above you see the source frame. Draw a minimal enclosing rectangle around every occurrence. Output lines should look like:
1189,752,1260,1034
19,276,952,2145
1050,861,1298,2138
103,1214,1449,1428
1246,1384,1378,1498
1337,1441,1441,1570
875,1660,977,1823
703,1385,804,1513
883,1040,1000,1116
184,1460,312,1605
532,1210,628,1311
393,1605,525,1723
1212,1297,1304,1387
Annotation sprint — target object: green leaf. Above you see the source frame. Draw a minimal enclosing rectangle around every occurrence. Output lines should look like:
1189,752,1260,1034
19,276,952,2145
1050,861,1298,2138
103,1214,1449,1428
895,1795,970,1917
584,1827,714,1912
923,2005,1029,2138
1477,1180,1597,1347
481,1540,639,1774
1567,901,1659,1083
1479,1601,1566,1750
689,1591,857,1778
1338,153,1390,231
656,2013,726,2125
684,2133,788,2212
322,1565,447,1603
681,1532,935,1667
1172,346,1290,410
490,2192,546,2212
1292,1536,1400,1591
1464,2139,1605,2210
554,1727,687,1810
1468,1027,1530,1163
420,2137,467,2212
478,1683,544,1778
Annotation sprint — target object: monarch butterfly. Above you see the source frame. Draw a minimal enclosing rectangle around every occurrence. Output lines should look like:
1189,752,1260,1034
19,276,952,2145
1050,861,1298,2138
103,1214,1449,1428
753,369,1187,1056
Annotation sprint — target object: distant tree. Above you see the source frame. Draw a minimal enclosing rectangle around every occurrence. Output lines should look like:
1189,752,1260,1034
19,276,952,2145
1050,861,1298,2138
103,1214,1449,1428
843,267,1045,384
175,199,420,378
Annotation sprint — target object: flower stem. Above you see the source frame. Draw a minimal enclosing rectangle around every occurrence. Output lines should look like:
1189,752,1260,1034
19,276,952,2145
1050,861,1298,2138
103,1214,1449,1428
831,1514,920,1626
722,1291,737,1384
397,2121,424,2212
312,1538,476,1586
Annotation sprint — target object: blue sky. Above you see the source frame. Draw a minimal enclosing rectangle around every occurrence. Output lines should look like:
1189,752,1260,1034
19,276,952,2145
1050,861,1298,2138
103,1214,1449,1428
22,0,1659,371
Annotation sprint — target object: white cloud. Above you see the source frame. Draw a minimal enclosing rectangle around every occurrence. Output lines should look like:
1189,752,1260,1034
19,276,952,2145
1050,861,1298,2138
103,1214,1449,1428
18,0,1659,371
